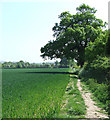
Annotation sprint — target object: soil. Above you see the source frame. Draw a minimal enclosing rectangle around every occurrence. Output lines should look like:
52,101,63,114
77,79,109,118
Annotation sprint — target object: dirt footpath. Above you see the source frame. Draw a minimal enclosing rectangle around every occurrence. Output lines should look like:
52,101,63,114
77,79,109,118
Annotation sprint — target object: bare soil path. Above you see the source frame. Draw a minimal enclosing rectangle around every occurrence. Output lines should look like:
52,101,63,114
77,79,109,118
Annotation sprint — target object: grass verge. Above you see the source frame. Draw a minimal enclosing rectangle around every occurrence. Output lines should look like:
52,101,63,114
57,75,86,118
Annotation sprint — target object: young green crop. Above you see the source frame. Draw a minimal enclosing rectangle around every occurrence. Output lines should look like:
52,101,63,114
2,68,69,118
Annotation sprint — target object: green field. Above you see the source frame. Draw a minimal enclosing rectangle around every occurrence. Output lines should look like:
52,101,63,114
2,68,69,118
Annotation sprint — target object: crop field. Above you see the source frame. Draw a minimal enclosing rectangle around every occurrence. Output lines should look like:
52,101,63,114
2,68,69,118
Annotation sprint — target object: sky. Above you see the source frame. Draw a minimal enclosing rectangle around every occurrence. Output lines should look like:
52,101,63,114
0,0,109,63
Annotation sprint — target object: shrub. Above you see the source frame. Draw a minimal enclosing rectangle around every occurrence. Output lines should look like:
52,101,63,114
90,56,110,72
79,57,110,83
94,83,108,104
85,79,98,92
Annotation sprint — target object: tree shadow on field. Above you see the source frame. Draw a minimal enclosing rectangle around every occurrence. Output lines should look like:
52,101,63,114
25,71,76,75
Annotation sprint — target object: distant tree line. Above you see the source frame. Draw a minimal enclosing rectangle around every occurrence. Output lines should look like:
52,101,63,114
1,59,72,69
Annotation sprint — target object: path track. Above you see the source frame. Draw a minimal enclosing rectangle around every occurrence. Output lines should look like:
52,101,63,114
77,79,109,118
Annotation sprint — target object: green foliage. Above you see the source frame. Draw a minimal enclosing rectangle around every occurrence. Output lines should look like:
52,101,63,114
106,29,110,56
79,56,110,113
69,60,77,69
67,78,86,116
2,61,57,69
69,60,81,75
84,78,108,111
94,83,108,104
2,68,69,118
59,58,69,68
76,4,97,14
68,103,85,115
79,56,110,83
90,56,110,71
2,60,70,69
85,32,107,63
85,79,98,92
58,77,86,118
41,4,106,67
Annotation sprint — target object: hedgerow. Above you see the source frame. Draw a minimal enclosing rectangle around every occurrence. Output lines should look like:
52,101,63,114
79,56,110,113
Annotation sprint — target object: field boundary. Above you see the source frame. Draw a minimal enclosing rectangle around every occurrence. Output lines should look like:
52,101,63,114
24,71,76,74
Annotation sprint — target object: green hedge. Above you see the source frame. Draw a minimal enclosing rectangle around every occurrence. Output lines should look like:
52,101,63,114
78,56,110,113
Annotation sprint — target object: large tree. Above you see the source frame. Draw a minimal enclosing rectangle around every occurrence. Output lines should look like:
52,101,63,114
40,4,106,67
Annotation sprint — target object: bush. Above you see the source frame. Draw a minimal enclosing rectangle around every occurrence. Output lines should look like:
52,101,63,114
79,68,88,80
90,56,110,72
79,56,110,83
94,83,108,104
85,79,98,92
84,78,109,110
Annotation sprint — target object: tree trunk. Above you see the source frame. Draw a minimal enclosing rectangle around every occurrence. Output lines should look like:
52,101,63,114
77,46,85,67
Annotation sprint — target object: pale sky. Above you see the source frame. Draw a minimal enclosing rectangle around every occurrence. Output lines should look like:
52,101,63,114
0,0,109,63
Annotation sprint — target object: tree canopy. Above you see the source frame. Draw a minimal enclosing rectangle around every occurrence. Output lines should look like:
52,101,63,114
85,30,108,63
40,4,106,67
